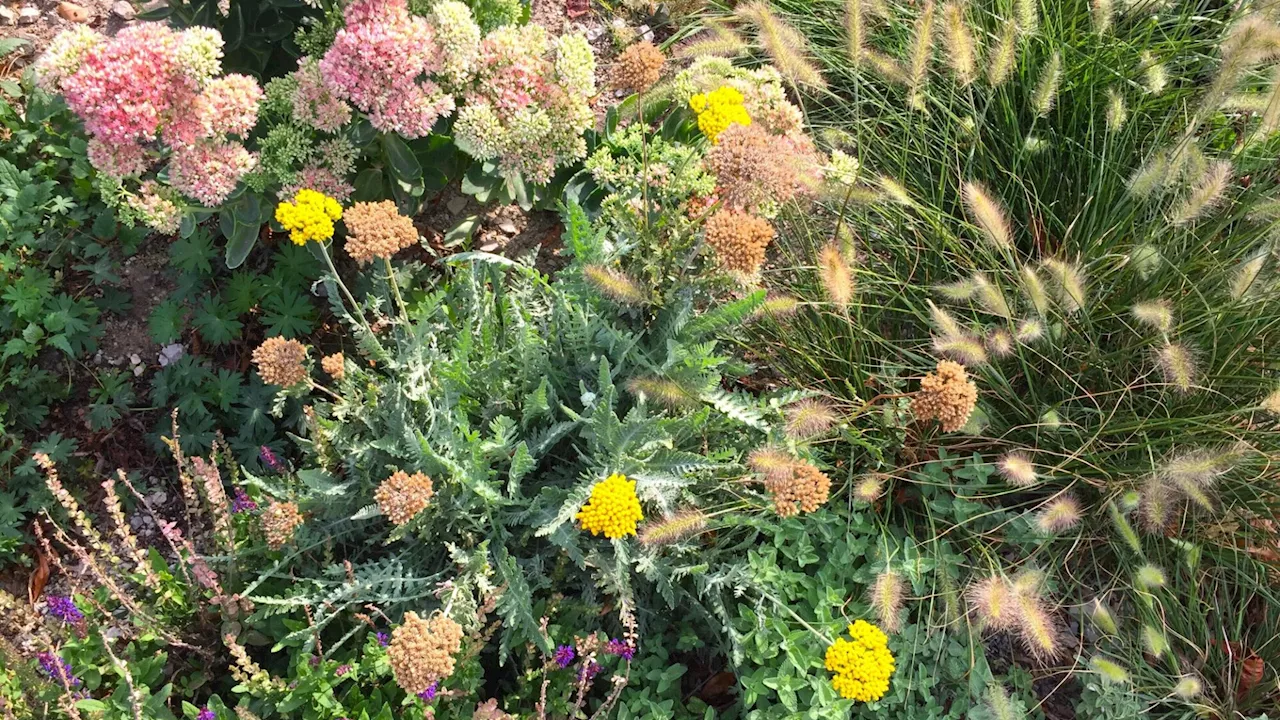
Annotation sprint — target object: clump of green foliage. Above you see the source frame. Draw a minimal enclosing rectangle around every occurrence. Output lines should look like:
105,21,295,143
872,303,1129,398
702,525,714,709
741,0,1280,715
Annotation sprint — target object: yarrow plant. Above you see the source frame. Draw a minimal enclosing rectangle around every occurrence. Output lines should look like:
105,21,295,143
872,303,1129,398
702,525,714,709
576,474,644,539
824,620,895,702
37,24,261,229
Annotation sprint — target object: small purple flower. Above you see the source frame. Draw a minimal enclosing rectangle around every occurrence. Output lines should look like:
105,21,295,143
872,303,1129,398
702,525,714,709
417,681,439,701
376,632,389,647
259,445,283,473
335,664,352,677
604,638,635,660
231,487,257,513
36,652,81,688
45,595,84,623
579,661,603,682
309,655,321,668
196,708,216,720
553,644,575,668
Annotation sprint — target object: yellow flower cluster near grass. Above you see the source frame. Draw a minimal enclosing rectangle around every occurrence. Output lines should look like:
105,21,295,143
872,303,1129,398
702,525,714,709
576,473,644,538
275,188,343,245
689,85,752,143
825,620,895,703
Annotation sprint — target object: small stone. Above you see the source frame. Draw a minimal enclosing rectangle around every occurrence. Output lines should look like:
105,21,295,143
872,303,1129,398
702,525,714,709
497,221,518,235
0,5,16,24
57,1,91,22
16,5,39,23
446,195,467,215
110,0,134,18
479,242,499,252
149,491,167,505
158,343,184,366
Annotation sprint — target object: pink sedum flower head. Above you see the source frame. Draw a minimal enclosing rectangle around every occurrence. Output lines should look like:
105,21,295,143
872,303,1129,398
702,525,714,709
319,0,454,138
454,24,596,184
292,57,352,133
35,25,104,91
87,138,150,179
285,163,355,204
170,141,257,207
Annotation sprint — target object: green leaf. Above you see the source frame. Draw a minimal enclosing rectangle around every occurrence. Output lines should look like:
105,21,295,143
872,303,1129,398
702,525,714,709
0,38,32,59
382,133,422,183
170,230,215,275
75,699,109,712
193,296,244,346
148,299,186,345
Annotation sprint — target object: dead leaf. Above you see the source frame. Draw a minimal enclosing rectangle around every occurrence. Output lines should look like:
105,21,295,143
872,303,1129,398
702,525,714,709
28,543,50,604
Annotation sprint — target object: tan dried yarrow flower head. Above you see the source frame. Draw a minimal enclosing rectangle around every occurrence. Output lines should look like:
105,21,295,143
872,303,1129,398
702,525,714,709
262,500,303,549
705,208,774,275
321,352,345,381
376,470,435,525
343,200,418,265
705,123,819,211
613,40,665,93
763,459,831,517
911,359,978,432
389,611,463,694
252,337,309,387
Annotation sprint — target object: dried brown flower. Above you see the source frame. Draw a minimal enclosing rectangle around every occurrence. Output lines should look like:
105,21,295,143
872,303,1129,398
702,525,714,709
344,200,418,265
911,359,978,432
763,459,831,517
389,611,464,694
473,699,515,720
704,208,774,275
375,470,435,525
321,352,345,381
613,41,665,93
705,123,818,211
261,500,303,549
252,337,309,387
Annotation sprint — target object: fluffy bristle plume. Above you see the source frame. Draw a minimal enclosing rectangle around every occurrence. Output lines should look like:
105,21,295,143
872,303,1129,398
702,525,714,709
845,0,866,66
1134,563,1167,590
1156,342,1198,392
1011,578,1061,660
1092,0,1114,34
1128,150,1172,198
1142,625,1168,657
942,2,978,85
747,447,795,483
987,20,1018,86
737,2,827,88
933,334,989,366
1031,51,1062,117
1089,598,1118,635
906,0,937,110
626,376,699,410
864,49,910,85
1173,675,1203,699
986,329,1014,358
869,571,907,632
854,474,885,503
962,181,1013,250
1017,0,1038,35
1090,656,1131,684
1035,495,1083,533
1106,87,1127,131
982,684,1022,720
818,243,855,308
927,299,965,338
1140,51,1167,94
997,451,1038,486
1230,252,1267,301
972,273,1013,319
639,509,709,547
966,575,1016,631
674,20,749,60
1041,259,1086,314
1169,159,1232,226
751,293,802,322
1019,265,1050,316
584,265,646,305
1130,299,1173,333
1015,318,1044,343
784,398,840,439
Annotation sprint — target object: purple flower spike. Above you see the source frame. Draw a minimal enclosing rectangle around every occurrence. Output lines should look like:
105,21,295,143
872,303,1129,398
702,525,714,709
231,487,257,513
259,445,283,472
417,681,439,701
197,708,216,720
579,661,603,682
604,638,635,660
36,652,82,688
376,632,389,647
335,664,352,677
45,595,84,623
553,644,575,668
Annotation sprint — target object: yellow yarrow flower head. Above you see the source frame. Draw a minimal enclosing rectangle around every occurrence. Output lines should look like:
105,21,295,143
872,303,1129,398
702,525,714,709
275,188,343,245
576,473,644,539
689,85,752,144
824,619,895,703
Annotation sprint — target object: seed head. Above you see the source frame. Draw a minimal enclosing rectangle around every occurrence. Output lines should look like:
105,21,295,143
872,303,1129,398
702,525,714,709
1089,598,1118,635
962,181,1013,250
1134,563,1166,590
912,360,979,432
1173,675,1202,699
986,329,1014,358
966,575,1016,631
932,334,989,366
1261,387,1280,416
1090,656,1130,684
869,571,907,632
748,446,795,483
1131,300,1174,333
704,208,775,276
763,459,831,517
321,353,345,381
1015,319,1044,343
1156,342,1198,392
343,200,418,265
1035,495,1082,533
853,474,885,503
376,470,435,526
638,509,708,547
584,265,646,305
388,612,463,694
252,337,309,387
784,398,840,439
613,41,665,93
818,243,855,307
262,500,304,549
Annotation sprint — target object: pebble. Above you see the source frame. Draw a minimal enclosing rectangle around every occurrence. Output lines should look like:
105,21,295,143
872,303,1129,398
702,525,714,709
16,5,39,24
57,1,91,22
129,353,144,376
149,490,167,505
158,343,184,367
497,221,518,235
110,0,135,18
0,5,15,24
479,242,499,252
446,195,467,215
